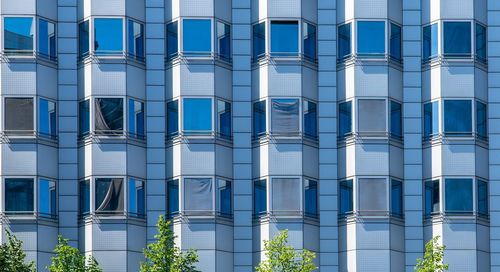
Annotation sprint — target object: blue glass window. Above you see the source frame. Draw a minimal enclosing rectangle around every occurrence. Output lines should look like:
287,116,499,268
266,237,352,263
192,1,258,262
303,22,316,60
391,180,403,217
4,17,34,53
253,22,265,60
39,98,56,138
5,98,34,133
79,100,90,136
183,98,212,133
445,179,473,213
254,179,267,215
304,179,318,217
129,99,144,138
424,101,439,138
128,20,144,60
338,23,351,59
444,100,472,135
476,23,486,62
39,19,56,60
217,179,232,216
477,180,488,216
339,101,352,138
271,99,299,134
5,178,34,213
423,24,438,60
390,23,401,61
339,180,353,216
95,98,124,134
357,21,385,56
166,21,178,60
167,180,179,217
390,101,402,138
94,18,123,55
271,21,298,56
167,100,179,137
477,101,487,139
253,101,266,137
217,100,231,139
443,22,471,56
39,179,56,217
80,179,90,215
303,101,317,138
128,179,145,217
217,22,231,61
79,20,90,58
425,180,440,217
183,19,211,55
95,178,124,214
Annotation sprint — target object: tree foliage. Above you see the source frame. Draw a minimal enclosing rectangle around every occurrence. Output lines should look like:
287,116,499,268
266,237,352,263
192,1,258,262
0,230,36,272
140,215,199,272
415,236,449,272
256,229,317,272
47,235,101,272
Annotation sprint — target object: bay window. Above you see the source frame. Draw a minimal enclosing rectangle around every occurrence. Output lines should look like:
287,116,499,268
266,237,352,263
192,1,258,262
339,180,353,216
254,179,267,215
39,179,57,217
80,179,90,215
95,178,124,214
253,22,266,60
128,99,145,138
128,179,145,217
477,180,488,217
217,179,232,216
476,23,487,62
95,98,124,135
390,101,402,138
166,21,178,60
217,100,232,139
39,19,56,60
94,18,123,55
357,21,385,56
443,22,471,57
358,178,388,213
39,98,57,138
183,19,211,55
444,100,472,136
79,99,90,137
184,178,213,213
4,97,34,134
338,23,351,60
167,179,179,217
271,99,300,135
303,22,317,60
183,98,212,134
390,23,401,61
167,100,179,137
4,17,34,54
272,178,301,214
476,101,487,139
304,179,318,217
217,22,231,60
339,101,352,138
79,20,90,58
445,178,473,213
423,23,438,60
424,180,440,217
3,178,57,218
253,100,266,138
127,20,144,60
271,21,299,56
391,180,403,217
303,100,318,138
423,101,439,139
358,99,386,134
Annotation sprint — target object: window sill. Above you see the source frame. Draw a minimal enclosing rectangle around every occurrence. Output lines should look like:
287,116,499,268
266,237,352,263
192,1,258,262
78,132,146,147
337,54,403,70
423,55,487,70
166,132,233,147
253,132,319,146
78,52,146,67
338,212,405,224
0,132,58,145
252,212,320,225
252,53,318,69
337,132,403,147
423,133,488,147
165,53,232,67
0,212,59,224
79,213,147,225
424,212,489,224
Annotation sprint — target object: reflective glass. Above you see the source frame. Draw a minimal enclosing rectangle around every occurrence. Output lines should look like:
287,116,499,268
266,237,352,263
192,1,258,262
166,21,178,59
424,102,439,138
217,22,231,60
359,178,388,212
303,101,317,138
425,180,440,216
476,23,487,61
4,17,34,52
423,24,438,60
339,180,353,215
338,23,351,59
39,98,56,138
358,99,386,133
167,100,179,136
128,20,144,60
391,180,403,217
390,101,402,138
272,178,301,213
39,179,56,216
444,100,472,135
303,22,316,60
253,22,265,59
217,100,231,139
95,98,124,134
79,21,90,58
357,21,385,55
128,179,145,216
167,180,179,216
254,179,267,215
271,99,299,134
95,178,124,213
477,101,487,138
79,100,90,136
128,99,144,138
253,101,266,137
390,23,401,60
80,180,90,215
39,19,56,60
183,19,211,54
304,179,318,217
445,179,473,212
339,101,352,137
94,18,123,54
477,180,488,216
217,179,232,216
5,98,34,132
443,22,471,56
5,178,34,213
184,178,213,212
271,21,298,56
183,98,212,133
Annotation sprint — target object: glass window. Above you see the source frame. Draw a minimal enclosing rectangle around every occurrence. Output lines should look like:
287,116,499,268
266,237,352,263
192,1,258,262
271,21,299,56
423,24,438,60
391,180,403,217
94,18,123,55
79,20,90,58
477,180,488,216
167,180,179,216
39,98,56,138
358,99,386,133
217,100,231,139
184,178,213,212
444,100,472,135
424,102,439,138
95,98,124,134
303,22,316,60
303,101,317,138
5,178,34,213
253,100,266,137
167,100,179,137
445,179,473,213
253,22,266,60
272,178,301,213
183,19,211,54
304,179,318,217
128,99,144,138
339,180,353,216
217,21,231,61
476,101,487,139
338,23,351,59
443,22,471,56
359,178,388,212
5,98,34,133
357,21,385,55
217,179,232,216
424,180,440,216
339,101,352,138
128,179,145,217
390,101,402,138
390,23,401,61
166,21,178,60
39,179,56,217
79,100,90,136
128,20,144,60
95,178,124,214
39,19,56,60
476,23,486,62
271,99,300,134
80,179,90,215
4,17,34,53
183,98,212,133
254,179,267,215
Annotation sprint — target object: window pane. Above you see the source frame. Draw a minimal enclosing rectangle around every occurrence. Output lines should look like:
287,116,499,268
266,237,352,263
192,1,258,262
253,22,266,59
303,22,316,60
359,178,388,212
129,99,144,138
304,179,318,217
167,180,179,216
272,178,301,213
39,179,56,216
443,22,471,56
79,21,90,58
358,99,386,133
424,102,439,138
476,101,487,138
271,21,299,56
391,180,403,216
184,178,213,212
167,100,179,136
183,98,212,133
5,98,34,132
303,101,317,138
217,100,231,139
444,100,472,135
217,179,232,216
94,18,123,54
271,99,299,134
80,179,90,215
390,101,402,138
425,180,440,216
477,180,488,216
445,179,473,212
183,19,211,54
217,22,231,60
79,100,90,136
357,21,385,55
4,17,34,52
423,24,438,60
95,178,124,213
39,98,56,138
5,178,34,213
95,98,124,133
338,23,351,59
390,23,401,60
476,23,486,61
166,21,178,59
39,19,56,60
339,101,352,137
128,179,145,216
128,20,144,59
339,180,353,215
253,101,266,137
254,179,267,215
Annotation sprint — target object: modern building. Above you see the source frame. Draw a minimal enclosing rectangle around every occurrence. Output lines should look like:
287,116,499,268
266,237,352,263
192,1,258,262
0,0,497,271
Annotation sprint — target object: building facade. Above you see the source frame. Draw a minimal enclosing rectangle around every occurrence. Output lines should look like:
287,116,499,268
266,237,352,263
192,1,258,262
0,0,497,271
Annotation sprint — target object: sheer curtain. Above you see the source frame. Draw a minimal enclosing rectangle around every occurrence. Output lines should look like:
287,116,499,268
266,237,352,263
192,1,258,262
95,178,124,213
358,99,386,133
272,178,301,213
271,99,299,134
95,98,123,134
5,98,34,132
5,179,34,212
184,178,213,213
359,178,388,213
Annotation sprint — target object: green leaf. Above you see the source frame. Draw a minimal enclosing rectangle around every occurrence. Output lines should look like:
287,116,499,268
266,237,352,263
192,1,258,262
414,236,449,272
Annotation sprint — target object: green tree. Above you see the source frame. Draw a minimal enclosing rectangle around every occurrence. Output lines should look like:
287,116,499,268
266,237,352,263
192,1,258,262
256,229,317,272
415,236,449,272
140,215,199,272
0,230,36,272
47,235,102,272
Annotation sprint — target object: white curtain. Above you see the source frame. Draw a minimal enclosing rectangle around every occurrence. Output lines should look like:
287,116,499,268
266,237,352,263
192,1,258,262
359,178,388,212
272,178,301,212
358,100,386,133
184,178,213,212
